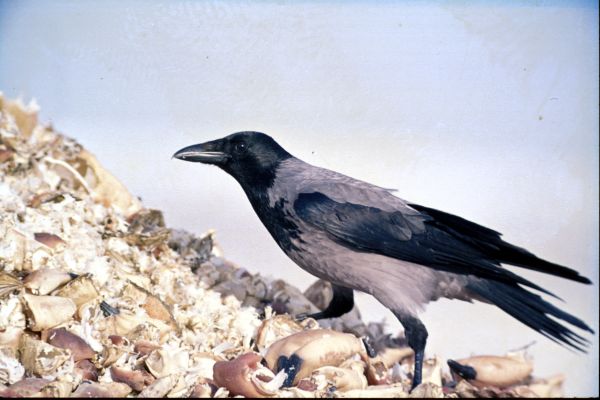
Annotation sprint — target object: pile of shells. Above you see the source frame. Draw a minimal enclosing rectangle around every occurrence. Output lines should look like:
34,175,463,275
0,93,564,398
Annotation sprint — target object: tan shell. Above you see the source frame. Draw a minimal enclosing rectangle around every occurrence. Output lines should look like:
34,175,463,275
145,347,189,378
138,374,178,398
255,314,307,352
451,355,533,388
190,378,218,398
74,359,99,381
52,273,99,308
22,293,76,331
0,271,23,298
110,366,155,392
23,268,72,295
2,229,27,272
46,327,95,362
19,335,70,376
312,363,368,392
40,380,73,397
121,282,176,328
71,382,133,398
379,346,414,367
342,383,408,398
264,329,366,385
76,149,142,217
409,382,444,398
0,326,24,354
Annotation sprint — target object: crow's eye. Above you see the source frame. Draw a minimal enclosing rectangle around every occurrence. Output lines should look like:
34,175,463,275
234,142,247,154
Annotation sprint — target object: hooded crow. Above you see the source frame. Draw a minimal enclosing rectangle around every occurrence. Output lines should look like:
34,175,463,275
174,131,593,389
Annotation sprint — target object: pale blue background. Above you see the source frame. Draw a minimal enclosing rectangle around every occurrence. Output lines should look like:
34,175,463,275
1,1,598,395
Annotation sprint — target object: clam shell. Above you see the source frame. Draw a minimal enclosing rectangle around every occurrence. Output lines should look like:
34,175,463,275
110,366,155,392
145,347,189,378
22,293,76,331
19,335,70,376
138,374,178,398
46,327,95,362
33,232,66,250
71,382,133,398
0,377,50,398
0,272,23,298
449,355,533,388
52,273,99,308
40,380,73,397
23,268,71,295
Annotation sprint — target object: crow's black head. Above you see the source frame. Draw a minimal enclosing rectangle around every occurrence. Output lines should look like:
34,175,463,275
173,131,292,189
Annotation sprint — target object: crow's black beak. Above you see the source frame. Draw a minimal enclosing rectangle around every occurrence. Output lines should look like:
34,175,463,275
173,141,230,165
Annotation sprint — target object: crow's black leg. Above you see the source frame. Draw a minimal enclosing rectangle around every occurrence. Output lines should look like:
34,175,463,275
393,312,428,391
301,284,354,320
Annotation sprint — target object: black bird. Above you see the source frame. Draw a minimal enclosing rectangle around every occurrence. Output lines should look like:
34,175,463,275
174,131,593,389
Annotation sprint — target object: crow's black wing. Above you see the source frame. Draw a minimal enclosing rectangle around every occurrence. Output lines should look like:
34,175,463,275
294,192,566,295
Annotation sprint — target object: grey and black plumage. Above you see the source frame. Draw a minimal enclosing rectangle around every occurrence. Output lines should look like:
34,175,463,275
174,131,593,389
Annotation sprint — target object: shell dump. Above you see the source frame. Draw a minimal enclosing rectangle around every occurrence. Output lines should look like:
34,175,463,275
0,94,566,397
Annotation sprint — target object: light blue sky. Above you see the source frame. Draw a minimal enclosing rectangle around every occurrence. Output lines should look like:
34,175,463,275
1,1,598,395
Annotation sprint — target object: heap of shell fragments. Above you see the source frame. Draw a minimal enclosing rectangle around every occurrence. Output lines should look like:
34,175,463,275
0,94,565,397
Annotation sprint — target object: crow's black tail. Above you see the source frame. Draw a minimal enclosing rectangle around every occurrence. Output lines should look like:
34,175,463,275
468,280,594,352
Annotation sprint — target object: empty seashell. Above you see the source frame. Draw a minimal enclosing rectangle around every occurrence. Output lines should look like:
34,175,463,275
34,232,66,250
110,366,155,392
255,314,307,352
19,335,70,376
447,355,533,388
311,363,368,392
23,268,72,295
145,347,189,378
71,381,133,398
74,359,99,381
190,378,218,398
40,380,73,397
0,377,50,398
341,383,407,398
527,374,565,398
133,340,160,356
138,374,178,398
121,282,176,328
22,293,76,331
213,352,283,398
264,329,367,386
52,274,99,308
0,350,24,385
379,346,414,368
0,327,24,355
365,356,391,386
47,327,95,362
2,229,27,271
0,272,23,298
409,382,444,398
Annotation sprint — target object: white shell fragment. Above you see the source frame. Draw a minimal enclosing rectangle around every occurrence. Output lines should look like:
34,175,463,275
0,94,567,398
22,294,77,331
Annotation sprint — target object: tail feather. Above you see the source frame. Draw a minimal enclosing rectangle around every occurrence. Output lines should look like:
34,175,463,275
468,280,593,352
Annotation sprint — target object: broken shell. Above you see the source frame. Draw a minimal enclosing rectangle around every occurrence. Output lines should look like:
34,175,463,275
52,273,99,308
0,350,24,385
379,346,414,368
213,352,283,398
47,327,95,362
341,383,408,398
99,309,145,337
365,356,391,386
312,363,368,392
255,314,307,352
40,380,73,397
138,374,178,398
448,355,533,388
145,347,189,378
121,282,176,327
527,373,565,397
134,339,160,356
22,293,76,331
34,232,66,250
19,334,70,375
23,268,72,295
0,327,24,356
74,359,99,381
409,382,444,398
110,366,155,392
264,329,367,385
190,378,218,398
71,381,133,398
0,377,50,398
0,272,23,298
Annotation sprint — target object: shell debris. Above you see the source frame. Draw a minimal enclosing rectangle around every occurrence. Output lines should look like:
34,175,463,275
0,93,567,397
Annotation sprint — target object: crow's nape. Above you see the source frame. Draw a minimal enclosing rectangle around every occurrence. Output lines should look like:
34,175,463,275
468,280,594,352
